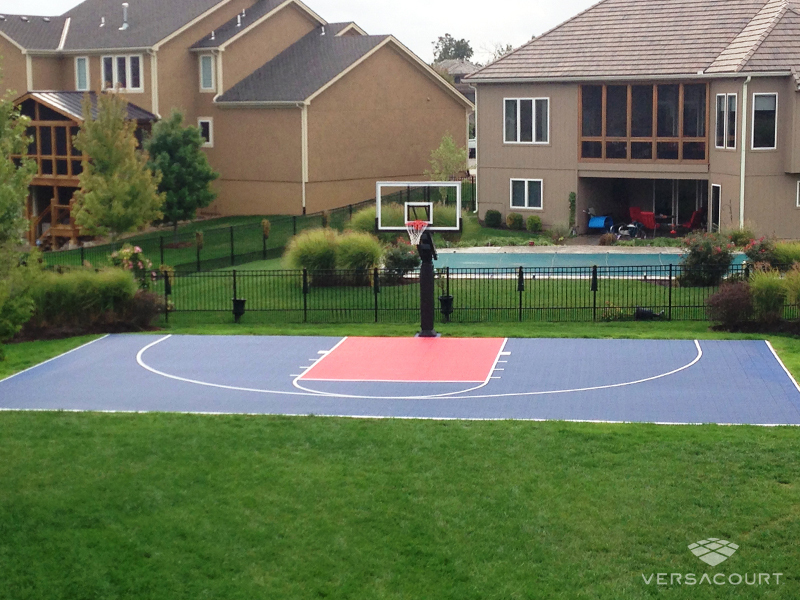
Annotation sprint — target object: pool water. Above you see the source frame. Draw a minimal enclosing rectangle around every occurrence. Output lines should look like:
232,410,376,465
435,251,747,269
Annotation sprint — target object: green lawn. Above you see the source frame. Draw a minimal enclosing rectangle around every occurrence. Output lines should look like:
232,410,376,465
0,413,797,599
2,323,799,598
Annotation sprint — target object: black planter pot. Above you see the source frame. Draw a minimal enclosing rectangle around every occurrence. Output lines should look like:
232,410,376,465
232,298,247,323
438,294,454,322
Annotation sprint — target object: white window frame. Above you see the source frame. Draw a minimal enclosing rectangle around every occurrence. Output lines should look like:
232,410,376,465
509,178,543,210
796,181,800,208
715,93,737,150
503,97,550,145
75,56,90,91
198,118,214,148
199,55,216,92
751,92,778,151
101,54,143,92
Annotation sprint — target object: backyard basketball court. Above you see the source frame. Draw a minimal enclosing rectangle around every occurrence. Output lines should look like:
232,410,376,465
2,334,800,425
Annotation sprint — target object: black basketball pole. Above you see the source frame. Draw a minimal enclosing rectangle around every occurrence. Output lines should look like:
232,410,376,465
417,230,438,337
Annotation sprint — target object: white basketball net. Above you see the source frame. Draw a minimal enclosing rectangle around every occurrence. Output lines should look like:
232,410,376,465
406,220,428,245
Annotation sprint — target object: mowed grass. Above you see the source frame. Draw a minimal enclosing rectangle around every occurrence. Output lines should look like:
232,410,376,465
0,412,798,599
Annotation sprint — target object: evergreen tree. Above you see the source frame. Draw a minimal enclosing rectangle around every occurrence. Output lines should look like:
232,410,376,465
145,111,219,240
72,93,164,241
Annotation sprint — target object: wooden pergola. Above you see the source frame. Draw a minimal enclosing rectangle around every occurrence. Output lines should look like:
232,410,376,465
14,92,156,249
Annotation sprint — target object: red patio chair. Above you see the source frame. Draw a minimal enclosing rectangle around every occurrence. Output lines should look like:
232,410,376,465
680,210,704,232
637,211,658,237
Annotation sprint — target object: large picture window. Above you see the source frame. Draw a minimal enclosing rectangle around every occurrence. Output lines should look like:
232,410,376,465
752,93,777,150
504,98,549,144
510,179,543,210
102,54,143,92
579,83,708,162
715,93,737,150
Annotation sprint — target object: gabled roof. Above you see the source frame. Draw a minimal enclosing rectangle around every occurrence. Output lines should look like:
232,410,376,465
434,59,480,77
192,0,323,49
468,0,800,82
0,15,65,51
18,91,158,122
217,28,388,103
0,0,228,51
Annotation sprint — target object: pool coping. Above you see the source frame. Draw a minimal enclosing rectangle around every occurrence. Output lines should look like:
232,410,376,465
439,246,689,255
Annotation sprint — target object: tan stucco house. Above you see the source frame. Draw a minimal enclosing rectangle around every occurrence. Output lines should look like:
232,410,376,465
467,0,800,238
0,0,472,245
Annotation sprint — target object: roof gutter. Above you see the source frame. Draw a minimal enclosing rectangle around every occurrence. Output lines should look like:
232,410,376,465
465,72,792,85
214,100,307,107
739,75,752,229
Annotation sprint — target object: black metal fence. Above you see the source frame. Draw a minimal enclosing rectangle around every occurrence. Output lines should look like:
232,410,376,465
42,177,477,273
158,263,765,324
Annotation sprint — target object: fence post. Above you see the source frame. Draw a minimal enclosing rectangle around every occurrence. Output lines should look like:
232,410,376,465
163,271,170,323
262,234,267,260
517,266,524,322
373,267,380,323
471,175,476,212
293,216,297,236
668,264,673,321
159,236,164,266
80,245,85,265
232,269,237,301
349,204,353,221
591,265,598,322
196,242,201,272
302,268,309,323
229,226,235,266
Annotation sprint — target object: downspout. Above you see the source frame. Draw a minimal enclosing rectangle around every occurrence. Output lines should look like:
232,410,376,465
739,76,751,229
470,83,478,214
300,102,308,215
148,49,159,117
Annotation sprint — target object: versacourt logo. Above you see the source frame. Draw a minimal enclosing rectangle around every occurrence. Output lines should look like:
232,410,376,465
688,538,739,566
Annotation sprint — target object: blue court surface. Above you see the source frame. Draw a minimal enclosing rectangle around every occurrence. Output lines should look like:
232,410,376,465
2,334,800,425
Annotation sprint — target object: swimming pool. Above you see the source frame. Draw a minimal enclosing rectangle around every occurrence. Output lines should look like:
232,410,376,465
435,249,747,269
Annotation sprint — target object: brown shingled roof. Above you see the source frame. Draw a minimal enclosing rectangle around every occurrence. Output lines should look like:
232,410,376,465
468,0,800,82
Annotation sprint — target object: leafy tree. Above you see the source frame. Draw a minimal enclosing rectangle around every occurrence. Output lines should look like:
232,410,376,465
72,93,164,241
490,43,514,62
432,34,474,61
0,89,38,358
425,133,467,182
145,111,218,240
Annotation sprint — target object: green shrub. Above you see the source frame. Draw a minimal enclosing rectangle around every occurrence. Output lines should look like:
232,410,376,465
743,236,778,267
336,231,383,270
26,268,141,331
706,281,753,330
598,233,616,246
727,228,756,248
773,241,800,268
484,210,502,228
506,212,524,230
680,232,734,286
526,215,543,233
283,228,338,271
750,268,786,324
382,242,421,283
782,265,800,306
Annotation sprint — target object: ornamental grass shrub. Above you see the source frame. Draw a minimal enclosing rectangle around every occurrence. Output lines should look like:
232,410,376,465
706,281,753,330
336,231,383,270
727,227,756,248
782,264,800,306
23,268,160,336
773,241,800,268
284,228,338,271
680,232,735,287
284,228,382,285
350,205,405,243
749,268,787,325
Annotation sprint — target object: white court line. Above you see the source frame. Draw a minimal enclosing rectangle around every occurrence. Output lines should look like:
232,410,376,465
766,340,800,395
137,336,703,401
0,334,110,385
292,338,510,399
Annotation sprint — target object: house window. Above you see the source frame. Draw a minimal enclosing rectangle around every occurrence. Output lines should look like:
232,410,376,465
715,94,737,149
752,93,777,149
796,181,800,208
200,55,215,91
101,54,143,92
510,179,543,210
580,83,708,161
504,98,549,144
75,57,89,91
198,118,213,147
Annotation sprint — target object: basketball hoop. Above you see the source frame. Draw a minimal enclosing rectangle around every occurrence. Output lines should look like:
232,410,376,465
406,220,428,245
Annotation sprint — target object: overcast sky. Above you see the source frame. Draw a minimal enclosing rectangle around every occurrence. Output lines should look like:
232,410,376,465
0,0,598,63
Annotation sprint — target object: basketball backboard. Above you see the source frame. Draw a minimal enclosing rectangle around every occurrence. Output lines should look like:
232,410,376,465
375,181,462,232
